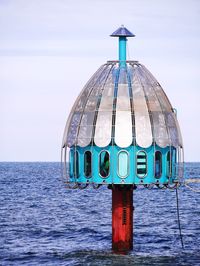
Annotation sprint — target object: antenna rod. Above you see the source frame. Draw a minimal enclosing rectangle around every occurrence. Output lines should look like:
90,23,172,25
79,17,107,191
110,25,135,67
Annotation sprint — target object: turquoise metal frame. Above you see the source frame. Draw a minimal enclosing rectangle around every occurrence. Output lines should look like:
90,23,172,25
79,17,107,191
69,145,177,185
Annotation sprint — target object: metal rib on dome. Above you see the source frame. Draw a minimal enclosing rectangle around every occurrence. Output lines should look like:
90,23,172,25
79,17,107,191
62,61,183,149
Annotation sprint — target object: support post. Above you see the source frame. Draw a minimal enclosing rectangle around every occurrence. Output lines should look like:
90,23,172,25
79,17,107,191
112,185,134,252
119,36,127,68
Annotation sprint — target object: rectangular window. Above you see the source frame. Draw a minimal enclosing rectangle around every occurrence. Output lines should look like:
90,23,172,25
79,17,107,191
167,151,172,177
84,151,92,177
155,151,162,178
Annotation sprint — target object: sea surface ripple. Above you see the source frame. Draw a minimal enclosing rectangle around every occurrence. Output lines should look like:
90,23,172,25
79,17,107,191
0,162,200,265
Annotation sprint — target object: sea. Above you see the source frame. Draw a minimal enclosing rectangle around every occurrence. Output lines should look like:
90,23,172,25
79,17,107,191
0,162,199,266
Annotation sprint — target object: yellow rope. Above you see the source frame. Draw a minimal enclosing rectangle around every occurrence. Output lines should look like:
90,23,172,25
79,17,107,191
185,179,200,183
184,179,200,193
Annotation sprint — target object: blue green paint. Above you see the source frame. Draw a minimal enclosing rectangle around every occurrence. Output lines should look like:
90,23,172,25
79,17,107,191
69,145,177,185
119,36,127,67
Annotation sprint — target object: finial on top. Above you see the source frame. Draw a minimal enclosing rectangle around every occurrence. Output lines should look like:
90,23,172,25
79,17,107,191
110,25,135,37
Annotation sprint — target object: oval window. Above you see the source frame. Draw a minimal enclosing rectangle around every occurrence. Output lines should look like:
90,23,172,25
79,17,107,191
99,151,110,178
137,151,147,178
73,151,79,178
118,151,129,178
84,151,92,177
155,151,162,178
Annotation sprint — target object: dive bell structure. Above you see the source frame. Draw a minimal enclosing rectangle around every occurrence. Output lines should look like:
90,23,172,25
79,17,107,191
61,26,184,252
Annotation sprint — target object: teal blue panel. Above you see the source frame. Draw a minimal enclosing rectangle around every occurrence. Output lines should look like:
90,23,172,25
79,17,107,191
68,144,178,185
113,146,133,184
95,145,113,184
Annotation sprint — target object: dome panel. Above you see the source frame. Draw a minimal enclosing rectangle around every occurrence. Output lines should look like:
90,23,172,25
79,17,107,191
66,112,81,147
63,64,108,147
151,112,169,147
142,65,172,113
94,65,115,147
94,111,113,147
115,111,132,147
166,112,181,147
70,64,112,147
63,61,183,150
132,68,153,148
115,81,132,147
136,66,170,147
77,112,95,147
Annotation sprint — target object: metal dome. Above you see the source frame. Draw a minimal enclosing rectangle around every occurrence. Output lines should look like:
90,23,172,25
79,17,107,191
62,61,183,150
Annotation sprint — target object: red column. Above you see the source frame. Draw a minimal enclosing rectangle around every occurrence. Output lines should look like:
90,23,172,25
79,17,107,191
112,185,134,252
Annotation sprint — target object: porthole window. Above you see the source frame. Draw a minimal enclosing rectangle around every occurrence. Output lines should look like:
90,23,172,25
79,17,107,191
84,151,92,177
137,151,147,178
166,151,172,177
73,151,79,178
155,151,162,178
99,151,110,178
118,151,129,178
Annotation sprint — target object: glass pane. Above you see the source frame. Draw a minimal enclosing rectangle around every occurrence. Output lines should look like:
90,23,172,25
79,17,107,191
118,151,129,178
63,64,107,147
136,66,170,148
155,151,162,178
165,113,179,147
73,151,79,178
141,65,172,112
115,111,132,148
94,66,114,147
84,151,92,177
94,111,112,147
151,112,169,148
77,112,95,147
90,64,113,96
115,76,132,147
132,69,152,148
137,151,147,178
74,64,107,112
66,112,82,147
84,96,98,112
99,151,110,178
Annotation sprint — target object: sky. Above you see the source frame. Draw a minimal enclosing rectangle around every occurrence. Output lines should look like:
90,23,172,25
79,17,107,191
0,0,200,162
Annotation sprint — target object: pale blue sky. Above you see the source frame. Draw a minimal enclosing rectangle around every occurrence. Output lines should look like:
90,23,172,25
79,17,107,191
0,0,200,161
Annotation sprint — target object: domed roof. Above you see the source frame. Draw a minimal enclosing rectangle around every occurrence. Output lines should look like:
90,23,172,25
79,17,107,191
62,61,183,149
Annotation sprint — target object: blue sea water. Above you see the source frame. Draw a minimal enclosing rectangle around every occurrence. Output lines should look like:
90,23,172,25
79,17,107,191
0,162,200,266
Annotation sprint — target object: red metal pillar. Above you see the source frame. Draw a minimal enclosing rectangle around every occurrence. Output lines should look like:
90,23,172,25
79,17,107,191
112,185,134,252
